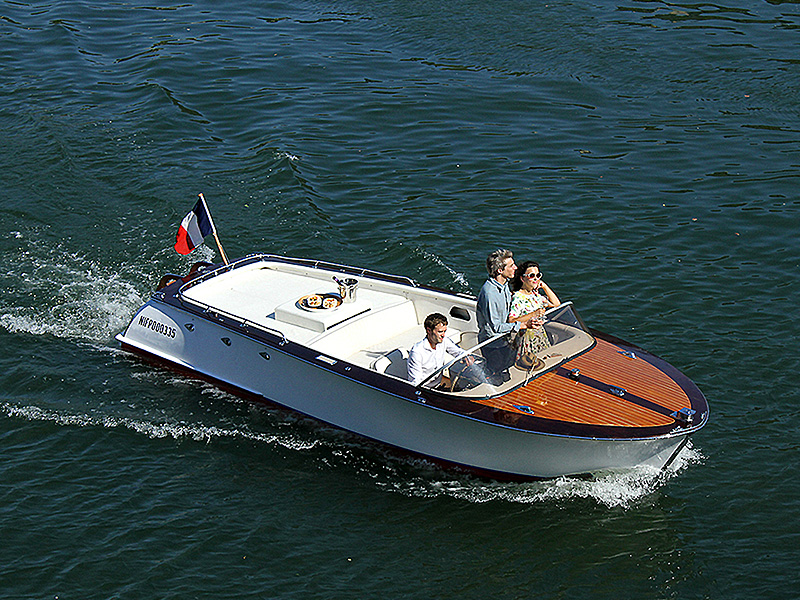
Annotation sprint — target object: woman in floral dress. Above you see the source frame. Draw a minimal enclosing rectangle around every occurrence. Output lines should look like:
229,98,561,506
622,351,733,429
508,261,561,367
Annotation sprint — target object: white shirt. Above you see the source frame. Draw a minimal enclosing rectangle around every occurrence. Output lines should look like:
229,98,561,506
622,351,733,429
407,336,467,386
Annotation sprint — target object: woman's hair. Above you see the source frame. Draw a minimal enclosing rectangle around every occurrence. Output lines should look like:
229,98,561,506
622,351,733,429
511,260,540,292
486,249,513,277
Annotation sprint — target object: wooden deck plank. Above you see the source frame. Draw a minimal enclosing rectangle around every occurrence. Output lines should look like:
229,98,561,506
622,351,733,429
567,340,688,411
473,339,689,428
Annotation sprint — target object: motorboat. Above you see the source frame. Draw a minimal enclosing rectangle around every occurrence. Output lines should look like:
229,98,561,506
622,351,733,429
116,253,709,480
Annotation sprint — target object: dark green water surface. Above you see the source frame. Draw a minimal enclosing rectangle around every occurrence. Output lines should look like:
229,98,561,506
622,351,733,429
2,1,799,598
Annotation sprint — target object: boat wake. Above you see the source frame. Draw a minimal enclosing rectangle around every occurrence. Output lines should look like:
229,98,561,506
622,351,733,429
0,396,321,453
0,234,148,343
412,246,471,291
372,444,704,509
0,231,213,344
2,387,703,509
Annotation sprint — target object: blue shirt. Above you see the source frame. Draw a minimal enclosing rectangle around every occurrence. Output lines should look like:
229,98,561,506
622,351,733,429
476,278,520,345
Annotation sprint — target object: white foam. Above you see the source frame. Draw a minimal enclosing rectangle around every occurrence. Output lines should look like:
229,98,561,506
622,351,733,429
1,400,320,451
374,442,704,508
0,235,146,343
2,392,703,507
413,246,471,289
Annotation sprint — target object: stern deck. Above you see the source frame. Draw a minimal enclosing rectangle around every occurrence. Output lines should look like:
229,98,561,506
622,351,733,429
179,259,473,371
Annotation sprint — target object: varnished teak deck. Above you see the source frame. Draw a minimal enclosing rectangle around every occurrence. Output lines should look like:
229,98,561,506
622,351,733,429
476,339,689,428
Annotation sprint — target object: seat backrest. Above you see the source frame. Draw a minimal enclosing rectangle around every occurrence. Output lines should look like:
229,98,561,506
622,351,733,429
372,348,409,379
459,331,479,350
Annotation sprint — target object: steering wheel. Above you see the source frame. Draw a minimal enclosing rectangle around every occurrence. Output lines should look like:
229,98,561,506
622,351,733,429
448,355,485,392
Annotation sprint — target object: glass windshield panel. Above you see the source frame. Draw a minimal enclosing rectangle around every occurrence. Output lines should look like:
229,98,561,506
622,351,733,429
417,333,505,392
544,302,588,332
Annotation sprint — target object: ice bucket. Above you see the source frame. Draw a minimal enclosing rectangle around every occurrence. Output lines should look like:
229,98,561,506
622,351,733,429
335,277,358,303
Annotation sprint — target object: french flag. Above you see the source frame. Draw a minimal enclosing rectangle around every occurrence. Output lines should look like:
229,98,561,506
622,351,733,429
174,198,213,255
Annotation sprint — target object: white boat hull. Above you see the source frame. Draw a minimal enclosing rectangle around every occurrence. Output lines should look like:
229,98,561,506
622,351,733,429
118,297,692,479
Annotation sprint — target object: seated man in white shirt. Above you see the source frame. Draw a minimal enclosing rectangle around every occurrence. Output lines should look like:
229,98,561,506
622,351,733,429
407,313,468,386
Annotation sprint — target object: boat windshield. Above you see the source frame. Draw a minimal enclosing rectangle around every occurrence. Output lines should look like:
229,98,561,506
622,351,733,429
418,302,594,398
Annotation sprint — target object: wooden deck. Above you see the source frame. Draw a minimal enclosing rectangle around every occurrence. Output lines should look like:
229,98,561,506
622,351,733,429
474,338,690,428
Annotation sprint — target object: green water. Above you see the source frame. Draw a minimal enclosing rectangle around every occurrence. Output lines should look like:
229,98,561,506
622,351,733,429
1,1,799,598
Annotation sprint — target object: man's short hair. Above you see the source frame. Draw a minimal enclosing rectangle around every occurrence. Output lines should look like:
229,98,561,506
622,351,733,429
486,249,513,276
424,312,448,331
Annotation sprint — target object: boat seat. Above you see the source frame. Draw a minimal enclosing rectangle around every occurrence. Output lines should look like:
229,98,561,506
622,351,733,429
371,348,409,379
460,331,479,350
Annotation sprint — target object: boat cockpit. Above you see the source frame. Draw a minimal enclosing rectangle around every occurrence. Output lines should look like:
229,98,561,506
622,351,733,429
174,256,594,400
418,302,595,398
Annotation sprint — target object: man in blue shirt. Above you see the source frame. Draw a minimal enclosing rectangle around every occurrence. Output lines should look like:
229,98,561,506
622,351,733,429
476,249,533,383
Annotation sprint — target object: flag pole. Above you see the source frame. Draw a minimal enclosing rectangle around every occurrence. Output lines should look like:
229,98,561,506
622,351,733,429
198,193,229,265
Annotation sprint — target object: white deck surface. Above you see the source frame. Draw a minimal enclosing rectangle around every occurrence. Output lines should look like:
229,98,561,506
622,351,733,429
180,261,437,367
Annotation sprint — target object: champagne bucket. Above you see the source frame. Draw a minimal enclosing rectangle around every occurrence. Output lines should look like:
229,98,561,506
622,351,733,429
335,277,358,303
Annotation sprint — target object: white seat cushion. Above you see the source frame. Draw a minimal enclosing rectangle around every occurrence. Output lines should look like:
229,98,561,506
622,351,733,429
372,348,409,379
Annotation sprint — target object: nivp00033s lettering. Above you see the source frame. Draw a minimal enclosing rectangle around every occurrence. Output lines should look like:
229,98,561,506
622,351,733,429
137,315,177,338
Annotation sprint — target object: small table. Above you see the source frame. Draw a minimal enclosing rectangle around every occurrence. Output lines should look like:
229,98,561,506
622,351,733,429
274,296,371,333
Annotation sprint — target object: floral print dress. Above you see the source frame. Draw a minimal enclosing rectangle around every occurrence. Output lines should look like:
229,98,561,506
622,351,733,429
508,290,551,363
